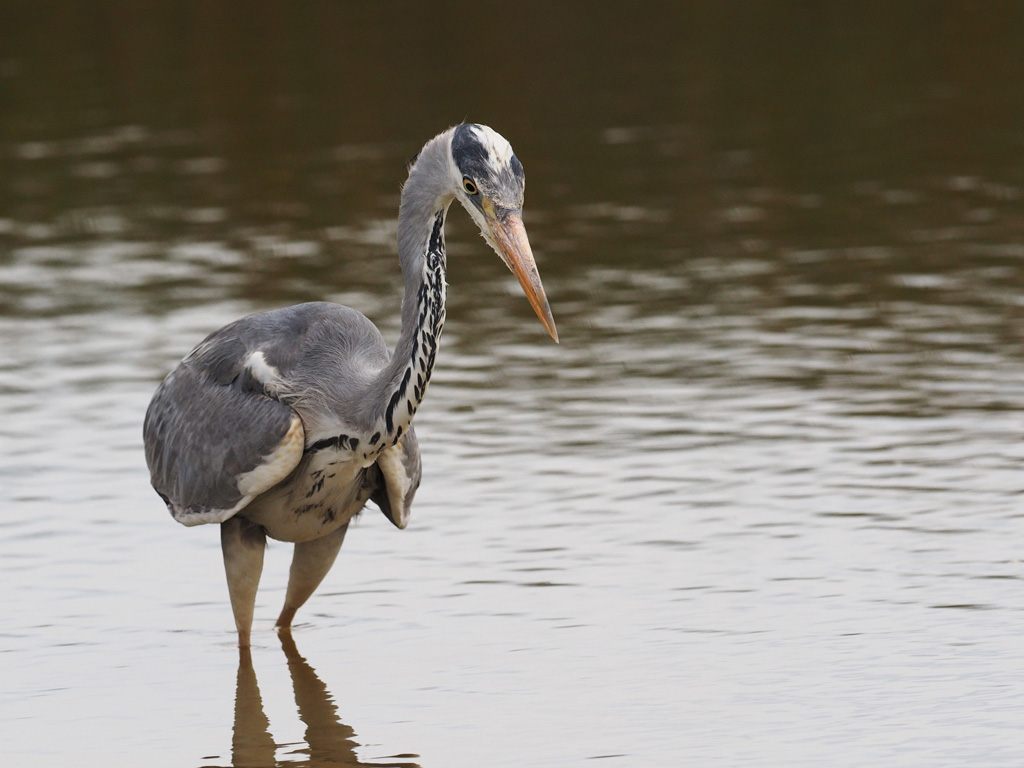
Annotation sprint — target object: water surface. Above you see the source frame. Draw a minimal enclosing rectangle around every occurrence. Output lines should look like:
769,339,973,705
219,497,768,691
2,3,1023,766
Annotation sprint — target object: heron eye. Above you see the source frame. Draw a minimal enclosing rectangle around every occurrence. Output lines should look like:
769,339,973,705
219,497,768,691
462,177,478,195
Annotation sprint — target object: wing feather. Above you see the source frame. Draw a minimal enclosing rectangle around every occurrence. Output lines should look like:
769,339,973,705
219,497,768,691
371,427,421,529
144,347,304,526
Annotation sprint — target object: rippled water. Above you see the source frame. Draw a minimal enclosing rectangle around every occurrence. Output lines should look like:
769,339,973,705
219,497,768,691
3,3,1024,767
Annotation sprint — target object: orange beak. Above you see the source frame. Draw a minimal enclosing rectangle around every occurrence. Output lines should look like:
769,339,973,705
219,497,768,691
489,213,559,343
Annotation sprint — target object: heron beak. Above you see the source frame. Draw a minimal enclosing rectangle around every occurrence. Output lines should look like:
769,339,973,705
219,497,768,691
488,213,559,343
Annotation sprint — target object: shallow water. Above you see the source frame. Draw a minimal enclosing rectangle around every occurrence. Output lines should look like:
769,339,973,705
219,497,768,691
3,3,1024,766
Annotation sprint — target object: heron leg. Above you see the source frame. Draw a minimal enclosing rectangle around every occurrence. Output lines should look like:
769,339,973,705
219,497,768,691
276,523,349,630
221,516,267,648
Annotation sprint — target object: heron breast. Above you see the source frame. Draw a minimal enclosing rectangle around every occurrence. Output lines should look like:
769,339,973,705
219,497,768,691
241,452,370,543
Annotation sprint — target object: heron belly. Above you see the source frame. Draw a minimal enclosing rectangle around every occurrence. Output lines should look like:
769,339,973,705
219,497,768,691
239,456,370,543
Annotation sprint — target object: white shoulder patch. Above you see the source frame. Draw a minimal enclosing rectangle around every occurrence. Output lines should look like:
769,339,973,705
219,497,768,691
244,350,283,389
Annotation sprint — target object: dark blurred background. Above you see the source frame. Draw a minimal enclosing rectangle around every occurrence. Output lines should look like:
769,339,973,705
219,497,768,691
4,2,1023,274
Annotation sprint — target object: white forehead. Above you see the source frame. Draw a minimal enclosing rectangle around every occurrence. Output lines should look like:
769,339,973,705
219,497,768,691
469,124,514,170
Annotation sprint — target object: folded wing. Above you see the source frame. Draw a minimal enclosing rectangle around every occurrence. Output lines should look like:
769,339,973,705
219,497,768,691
144,341,305,527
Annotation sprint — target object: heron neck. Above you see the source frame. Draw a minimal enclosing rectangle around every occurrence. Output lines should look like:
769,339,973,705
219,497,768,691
372,145,454,446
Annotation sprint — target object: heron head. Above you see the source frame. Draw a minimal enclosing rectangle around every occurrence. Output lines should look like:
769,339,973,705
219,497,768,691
449,124,558,343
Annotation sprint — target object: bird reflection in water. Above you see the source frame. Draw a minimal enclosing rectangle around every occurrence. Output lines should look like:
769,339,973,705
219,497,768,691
219,632,421,768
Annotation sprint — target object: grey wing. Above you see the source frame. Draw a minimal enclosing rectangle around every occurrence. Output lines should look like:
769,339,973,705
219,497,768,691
143,335,305,527
370,426,422,530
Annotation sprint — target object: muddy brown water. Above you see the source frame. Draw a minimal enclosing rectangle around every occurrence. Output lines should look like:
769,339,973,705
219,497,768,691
2,4,1023,766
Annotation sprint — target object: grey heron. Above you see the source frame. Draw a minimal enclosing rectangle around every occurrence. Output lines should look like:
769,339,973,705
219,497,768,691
144,124,557,647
